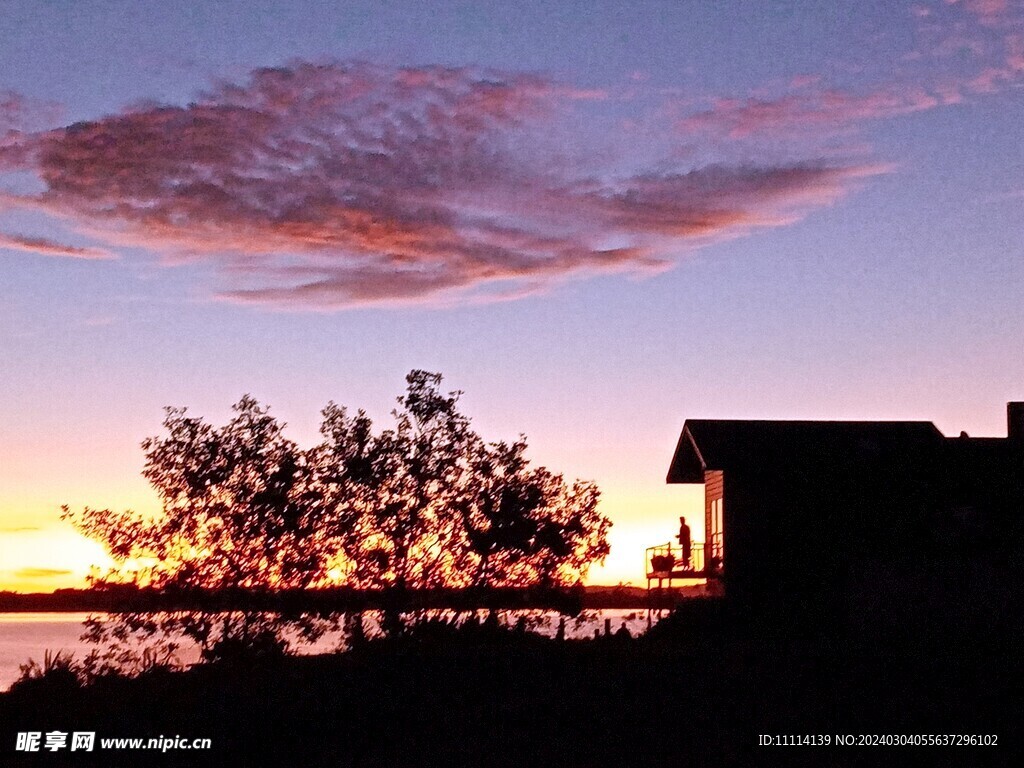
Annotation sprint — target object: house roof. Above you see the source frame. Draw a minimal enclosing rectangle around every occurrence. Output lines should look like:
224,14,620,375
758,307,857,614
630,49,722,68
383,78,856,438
666,419,945,483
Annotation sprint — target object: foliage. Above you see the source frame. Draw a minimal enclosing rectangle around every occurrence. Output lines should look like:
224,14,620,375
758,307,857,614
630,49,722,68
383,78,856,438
65,395,337,663
11,644,183,695
318,371,609,631
64,370,610,660
16,649,78,683
460,437,608,589
318,371,478,598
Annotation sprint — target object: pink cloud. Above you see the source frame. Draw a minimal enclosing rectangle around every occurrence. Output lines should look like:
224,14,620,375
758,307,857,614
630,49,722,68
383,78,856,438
0,231,113,260
677,1,1024,147
0,90,63,133
957,0,1010,25
914,0,1021,64
678,85,945,140
960,30,1024,91
1008,33,1024,68
790,74,823,89
2,61,878,309
1,91,64,170
660,0,1023,237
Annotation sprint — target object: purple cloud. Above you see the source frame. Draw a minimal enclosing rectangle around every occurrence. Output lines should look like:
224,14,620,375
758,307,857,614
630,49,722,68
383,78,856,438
1,62,879,309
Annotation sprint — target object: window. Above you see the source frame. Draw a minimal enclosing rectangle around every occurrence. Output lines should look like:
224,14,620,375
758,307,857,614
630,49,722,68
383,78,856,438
710,498,724,564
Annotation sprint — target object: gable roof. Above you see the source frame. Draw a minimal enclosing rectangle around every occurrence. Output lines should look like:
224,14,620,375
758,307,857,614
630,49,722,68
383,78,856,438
667,419,945,483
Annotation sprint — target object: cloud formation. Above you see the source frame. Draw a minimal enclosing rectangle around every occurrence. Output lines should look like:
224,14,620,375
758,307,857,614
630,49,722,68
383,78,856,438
0,232,112,260
678,86,946,140
14,567,73,579
1,90,62,170
952,0,1010,25
0,62,879,308
677,0,1023,149
0,90,63,133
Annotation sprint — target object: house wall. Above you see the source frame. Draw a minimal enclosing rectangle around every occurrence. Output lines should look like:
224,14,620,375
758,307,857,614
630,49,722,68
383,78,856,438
714,465,845,632
703,469,724,565
682,437,1022,642
719,462,911,637
716,467,765,610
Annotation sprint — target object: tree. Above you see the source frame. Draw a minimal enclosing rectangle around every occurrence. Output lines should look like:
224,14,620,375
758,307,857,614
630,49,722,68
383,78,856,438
318,371,610,631
460,437,609,590
65,396,337,664
66,371,611,661
319,371,477,600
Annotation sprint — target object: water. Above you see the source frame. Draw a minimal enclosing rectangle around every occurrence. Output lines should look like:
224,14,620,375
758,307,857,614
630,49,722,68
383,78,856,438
0,610,652,691
0,613,105,692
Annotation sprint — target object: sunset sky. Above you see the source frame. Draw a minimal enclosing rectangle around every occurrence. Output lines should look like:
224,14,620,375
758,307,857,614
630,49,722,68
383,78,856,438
1,0,1022,591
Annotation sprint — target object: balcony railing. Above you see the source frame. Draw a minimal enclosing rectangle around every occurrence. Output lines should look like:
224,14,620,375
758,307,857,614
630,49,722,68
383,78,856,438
645,542,706,579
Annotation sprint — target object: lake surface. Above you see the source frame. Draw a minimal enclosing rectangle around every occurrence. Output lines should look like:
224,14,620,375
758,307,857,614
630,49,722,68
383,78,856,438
0,610,654,691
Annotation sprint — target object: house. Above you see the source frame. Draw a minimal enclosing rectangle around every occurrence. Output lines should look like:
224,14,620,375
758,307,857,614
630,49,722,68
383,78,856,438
660,403,1024,639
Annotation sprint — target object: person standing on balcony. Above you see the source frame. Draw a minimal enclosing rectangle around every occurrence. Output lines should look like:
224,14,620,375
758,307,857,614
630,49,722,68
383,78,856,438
677,517,691,568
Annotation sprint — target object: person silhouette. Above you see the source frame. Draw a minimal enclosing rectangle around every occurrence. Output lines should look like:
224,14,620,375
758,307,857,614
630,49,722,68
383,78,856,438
677,516,691,567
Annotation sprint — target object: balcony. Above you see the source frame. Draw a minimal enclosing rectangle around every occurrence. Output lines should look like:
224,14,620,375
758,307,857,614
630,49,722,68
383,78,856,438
645,538,722,583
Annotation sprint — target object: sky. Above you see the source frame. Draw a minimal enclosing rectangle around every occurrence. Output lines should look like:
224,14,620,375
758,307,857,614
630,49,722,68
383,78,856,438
1,0,1022,591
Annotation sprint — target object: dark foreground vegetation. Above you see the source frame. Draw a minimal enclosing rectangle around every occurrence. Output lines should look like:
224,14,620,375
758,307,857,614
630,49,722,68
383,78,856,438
2,602,1017,768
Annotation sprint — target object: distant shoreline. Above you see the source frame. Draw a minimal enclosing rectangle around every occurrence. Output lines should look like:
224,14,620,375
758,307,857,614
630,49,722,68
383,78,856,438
0,584,709,613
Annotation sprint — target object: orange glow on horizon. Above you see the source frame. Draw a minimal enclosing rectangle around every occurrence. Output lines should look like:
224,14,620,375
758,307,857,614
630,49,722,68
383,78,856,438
0,484,704,592
0,527,113,593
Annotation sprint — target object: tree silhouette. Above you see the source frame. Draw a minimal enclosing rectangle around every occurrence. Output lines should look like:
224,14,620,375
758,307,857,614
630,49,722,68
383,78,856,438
65,371,611,661
318,371,610,632
319,371,476,602
461,437,609,590
65,396,337,664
